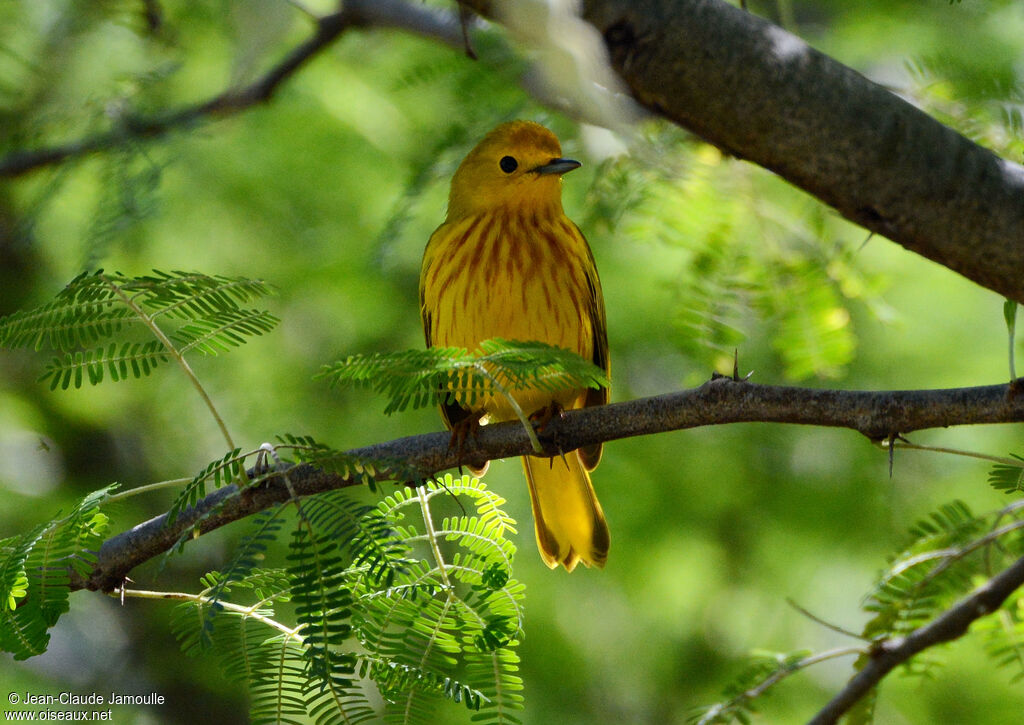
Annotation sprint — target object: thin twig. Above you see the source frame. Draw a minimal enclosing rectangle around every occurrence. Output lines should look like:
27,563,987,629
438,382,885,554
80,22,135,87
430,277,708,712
891,519,1024,591
807,553,1024,724
883,438,1024,467
0,0,464,179
696,647,864,725
785,598,868,641
472,360,544,454
417,487,453,591
115,586,304,641
745,647,864,702
101,272,235,449
0,11,350,178
104,477,191,503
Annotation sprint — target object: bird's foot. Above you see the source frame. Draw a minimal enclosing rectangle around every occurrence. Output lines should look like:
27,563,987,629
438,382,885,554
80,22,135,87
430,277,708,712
529,400,566,434
447,410,489,476
528,401,570,464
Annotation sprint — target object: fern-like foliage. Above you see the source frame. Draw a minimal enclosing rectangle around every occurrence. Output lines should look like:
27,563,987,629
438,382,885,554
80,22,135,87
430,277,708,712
317,338,608,415
0,270,277,388
977,602,1024,685
199,506,291,644
298,489,412,589
166,434,423,544
989,454,1024,494
862,501,990,645
839,499,1024,722
695,497,1024,724
276,433,425,494
170,474,524,724
166,447,247,527
0,485,115,659
360,474,525,724
690,649,812,725
286,523,359,703
171,570,318,725
606,145,879,381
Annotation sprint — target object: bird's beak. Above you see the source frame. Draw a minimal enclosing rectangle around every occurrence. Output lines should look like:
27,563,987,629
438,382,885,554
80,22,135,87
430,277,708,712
533,158,581,175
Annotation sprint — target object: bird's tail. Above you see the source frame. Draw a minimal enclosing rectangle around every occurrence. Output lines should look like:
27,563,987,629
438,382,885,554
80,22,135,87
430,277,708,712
522,454,609,571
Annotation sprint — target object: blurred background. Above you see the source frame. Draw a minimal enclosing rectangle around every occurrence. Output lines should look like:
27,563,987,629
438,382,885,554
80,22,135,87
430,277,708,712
2,0,1023,722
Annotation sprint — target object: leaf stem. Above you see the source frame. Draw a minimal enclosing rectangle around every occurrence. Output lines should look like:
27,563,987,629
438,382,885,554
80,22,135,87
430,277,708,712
101,273,235,450
696,647,864,725
113,586,304,642
417,485,452,590
744,647,865,700
471,361,543,454
882,439,1023,467
105,477,191,503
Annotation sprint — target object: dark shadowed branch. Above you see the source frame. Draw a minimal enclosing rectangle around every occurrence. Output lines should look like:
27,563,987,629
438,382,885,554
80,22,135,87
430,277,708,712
808,553,1024,725
74,376,1024,592
461,0,1024,304
0,0,462,178
6,0,1024,306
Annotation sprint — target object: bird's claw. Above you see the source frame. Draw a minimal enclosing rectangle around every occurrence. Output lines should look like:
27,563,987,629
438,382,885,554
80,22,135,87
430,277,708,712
447,410,488,474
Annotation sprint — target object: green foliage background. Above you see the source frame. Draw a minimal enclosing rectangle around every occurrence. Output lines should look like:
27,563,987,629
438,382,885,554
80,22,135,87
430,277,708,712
2,0,1024,722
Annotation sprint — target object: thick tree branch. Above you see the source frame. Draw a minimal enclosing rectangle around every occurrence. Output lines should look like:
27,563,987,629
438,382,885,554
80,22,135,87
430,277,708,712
808,552,1024,725
73,377,1024,592
463,0,1024,304
0,0,462,178
8,0,1024,305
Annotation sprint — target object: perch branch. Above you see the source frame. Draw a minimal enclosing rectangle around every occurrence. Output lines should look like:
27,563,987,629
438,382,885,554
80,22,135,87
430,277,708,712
72,376,1024,592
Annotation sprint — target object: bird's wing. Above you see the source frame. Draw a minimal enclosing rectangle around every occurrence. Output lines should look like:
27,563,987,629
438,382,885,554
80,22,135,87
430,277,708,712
577,223,609,471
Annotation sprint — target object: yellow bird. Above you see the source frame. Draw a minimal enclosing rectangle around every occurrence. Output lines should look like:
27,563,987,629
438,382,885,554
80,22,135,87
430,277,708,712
419,121,610,571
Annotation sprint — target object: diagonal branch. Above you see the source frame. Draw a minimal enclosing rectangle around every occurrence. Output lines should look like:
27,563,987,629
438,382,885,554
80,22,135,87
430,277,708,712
73,376,1024,592
0,0,462,178
461,0,1024,304
9,0,1024,308
807,552,1024,725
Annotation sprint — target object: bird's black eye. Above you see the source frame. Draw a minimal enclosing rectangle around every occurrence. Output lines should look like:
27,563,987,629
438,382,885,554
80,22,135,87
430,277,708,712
499,155,518,174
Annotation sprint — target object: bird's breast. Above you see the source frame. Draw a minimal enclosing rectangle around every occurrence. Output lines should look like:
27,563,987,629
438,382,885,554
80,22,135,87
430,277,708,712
421,210,596,418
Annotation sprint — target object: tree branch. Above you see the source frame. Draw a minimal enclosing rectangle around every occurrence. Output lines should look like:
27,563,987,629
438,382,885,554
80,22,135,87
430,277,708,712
73,376,1024,592
807,552,1024,725
462,0,1024,304
0,0,462,178
9,0,1024,306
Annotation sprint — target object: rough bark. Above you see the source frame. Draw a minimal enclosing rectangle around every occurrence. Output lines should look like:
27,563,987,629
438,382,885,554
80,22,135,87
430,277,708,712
74,376,1024,593
465,0,1024,303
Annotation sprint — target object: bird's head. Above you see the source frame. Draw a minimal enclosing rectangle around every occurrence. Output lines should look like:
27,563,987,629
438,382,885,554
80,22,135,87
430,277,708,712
446,121,580,221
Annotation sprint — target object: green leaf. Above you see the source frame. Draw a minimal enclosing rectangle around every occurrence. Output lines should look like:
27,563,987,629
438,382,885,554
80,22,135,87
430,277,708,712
171,571,325,724
318,338,608,416
989,455,1024,494
273,434,422,494
170,309,280,355
167,475,524,724
857,499,1023,685
690,649,812,725
286,525,356,685
359,475,525,724
200,507,290,646
167,448,246,527
0,270,277,389
0,485,115,659
39,340,171,389
1004,299,1017,331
